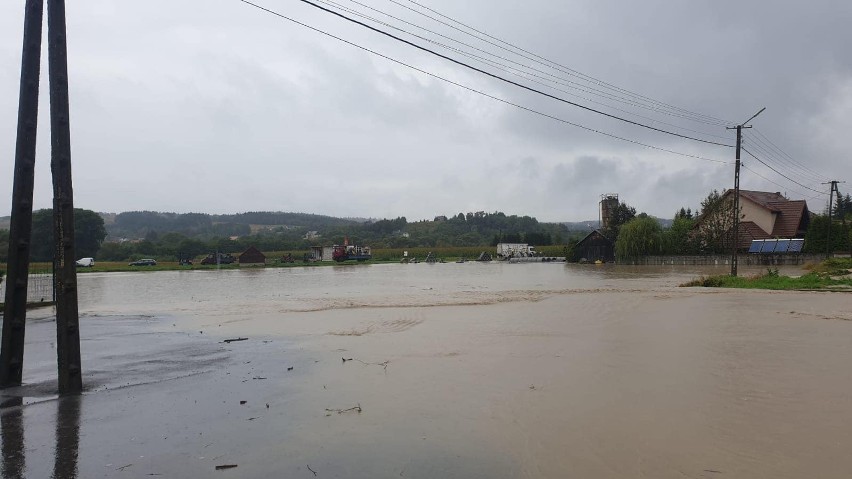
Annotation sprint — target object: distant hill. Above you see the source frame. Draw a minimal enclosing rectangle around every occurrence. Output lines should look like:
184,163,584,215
562,220,599,232
563,217,673,232
103,211,362,240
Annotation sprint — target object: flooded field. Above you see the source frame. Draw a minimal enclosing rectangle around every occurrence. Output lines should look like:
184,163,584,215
2,263,852,478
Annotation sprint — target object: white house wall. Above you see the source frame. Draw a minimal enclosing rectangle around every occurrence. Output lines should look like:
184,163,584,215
740,197,776,235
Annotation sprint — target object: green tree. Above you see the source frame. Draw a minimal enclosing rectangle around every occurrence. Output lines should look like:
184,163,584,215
835,193,852,219
663,216,696,254
0,229,9,262
694,189,736,253
615,215,663,260
603,201,636,241
97,242,132,261
804,214,850,254
30,209,107,261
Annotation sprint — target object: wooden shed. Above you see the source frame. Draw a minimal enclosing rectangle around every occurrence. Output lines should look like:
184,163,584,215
239,246,266,266
574,230,614,263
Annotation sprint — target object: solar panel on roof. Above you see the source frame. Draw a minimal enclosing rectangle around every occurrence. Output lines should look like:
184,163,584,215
759,240,777,253
774,239,791,253
748,240,763,253
788,239,805,253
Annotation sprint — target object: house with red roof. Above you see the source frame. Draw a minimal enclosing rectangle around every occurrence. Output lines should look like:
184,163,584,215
694,190,810,250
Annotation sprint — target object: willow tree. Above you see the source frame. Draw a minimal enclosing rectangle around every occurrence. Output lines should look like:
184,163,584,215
615,215,663,260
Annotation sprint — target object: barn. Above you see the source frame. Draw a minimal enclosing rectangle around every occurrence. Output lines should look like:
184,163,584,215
238,246,266,266
574,230,614,263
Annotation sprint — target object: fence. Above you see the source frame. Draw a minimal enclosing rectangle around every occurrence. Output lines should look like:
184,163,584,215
618,254,823,266
0,265,54,306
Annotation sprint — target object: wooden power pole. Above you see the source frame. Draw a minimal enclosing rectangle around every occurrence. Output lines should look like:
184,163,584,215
1,0,45,390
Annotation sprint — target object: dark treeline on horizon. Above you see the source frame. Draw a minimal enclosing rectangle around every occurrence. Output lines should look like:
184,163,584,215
0,210,569,262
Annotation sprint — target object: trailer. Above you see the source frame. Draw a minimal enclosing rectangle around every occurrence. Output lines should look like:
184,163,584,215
332,244,372,262
496,243,536,259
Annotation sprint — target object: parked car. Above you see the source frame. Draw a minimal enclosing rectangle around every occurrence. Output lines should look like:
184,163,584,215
200,253,235,265
75,257,95,267
129,258,157,266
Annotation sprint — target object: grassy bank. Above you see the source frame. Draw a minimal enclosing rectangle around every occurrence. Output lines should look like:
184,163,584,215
681,267,852,291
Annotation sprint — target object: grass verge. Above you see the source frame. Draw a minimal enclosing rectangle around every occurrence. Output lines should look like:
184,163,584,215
681,268,852,291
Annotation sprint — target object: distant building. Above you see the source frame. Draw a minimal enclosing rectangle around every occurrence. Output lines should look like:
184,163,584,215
309,246,335,262
303,231,320,240
238,246,266,266
574,230,614,263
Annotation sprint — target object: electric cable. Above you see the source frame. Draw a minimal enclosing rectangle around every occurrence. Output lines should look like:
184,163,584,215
293,0,734,147
316,0,731,140
742,148,826,195
752,128,832,182
236,0,729,165
741,164,825,201
743,138,827,187
394,0,732,126
336,0,729,129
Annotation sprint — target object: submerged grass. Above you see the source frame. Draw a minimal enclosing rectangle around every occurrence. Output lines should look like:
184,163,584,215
805,258,852,276
681,268,852,291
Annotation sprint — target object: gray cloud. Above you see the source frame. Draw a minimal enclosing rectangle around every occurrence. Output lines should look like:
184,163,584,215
1,0,849,222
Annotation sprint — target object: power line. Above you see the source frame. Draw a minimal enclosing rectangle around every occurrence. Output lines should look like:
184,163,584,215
236,0,728,165
395,0,732,127
317,0,731,141
336,0,730,129
293,0,734,147
752,128,832,182
741,164,824,201
743,138,827,187
742,147,827,195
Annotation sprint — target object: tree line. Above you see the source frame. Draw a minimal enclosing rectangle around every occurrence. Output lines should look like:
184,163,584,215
3,194,849,264
1,209,569,262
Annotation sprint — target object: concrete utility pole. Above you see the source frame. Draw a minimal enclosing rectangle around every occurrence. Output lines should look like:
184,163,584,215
726,107,765,277
823,180,845,259
1,0,82,394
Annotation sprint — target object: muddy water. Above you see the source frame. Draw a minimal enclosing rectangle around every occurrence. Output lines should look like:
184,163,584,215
3,263,852,478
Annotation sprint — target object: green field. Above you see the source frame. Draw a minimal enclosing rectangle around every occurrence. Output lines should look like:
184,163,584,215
0,244,572,275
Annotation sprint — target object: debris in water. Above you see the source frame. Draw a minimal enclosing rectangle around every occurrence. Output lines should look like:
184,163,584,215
223,338,248,344
307,464,318,476
325,403,362,415
239,400,247,405
343,358,389,371
215,464,238,470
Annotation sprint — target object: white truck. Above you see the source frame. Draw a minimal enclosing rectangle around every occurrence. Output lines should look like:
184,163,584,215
496,243,536,259
75,257,95,267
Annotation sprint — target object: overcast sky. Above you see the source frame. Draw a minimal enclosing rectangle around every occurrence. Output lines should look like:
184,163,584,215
1,0,849,222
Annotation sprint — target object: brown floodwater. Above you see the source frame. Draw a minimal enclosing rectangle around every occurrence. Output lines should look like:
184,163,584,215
2,263,851,478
